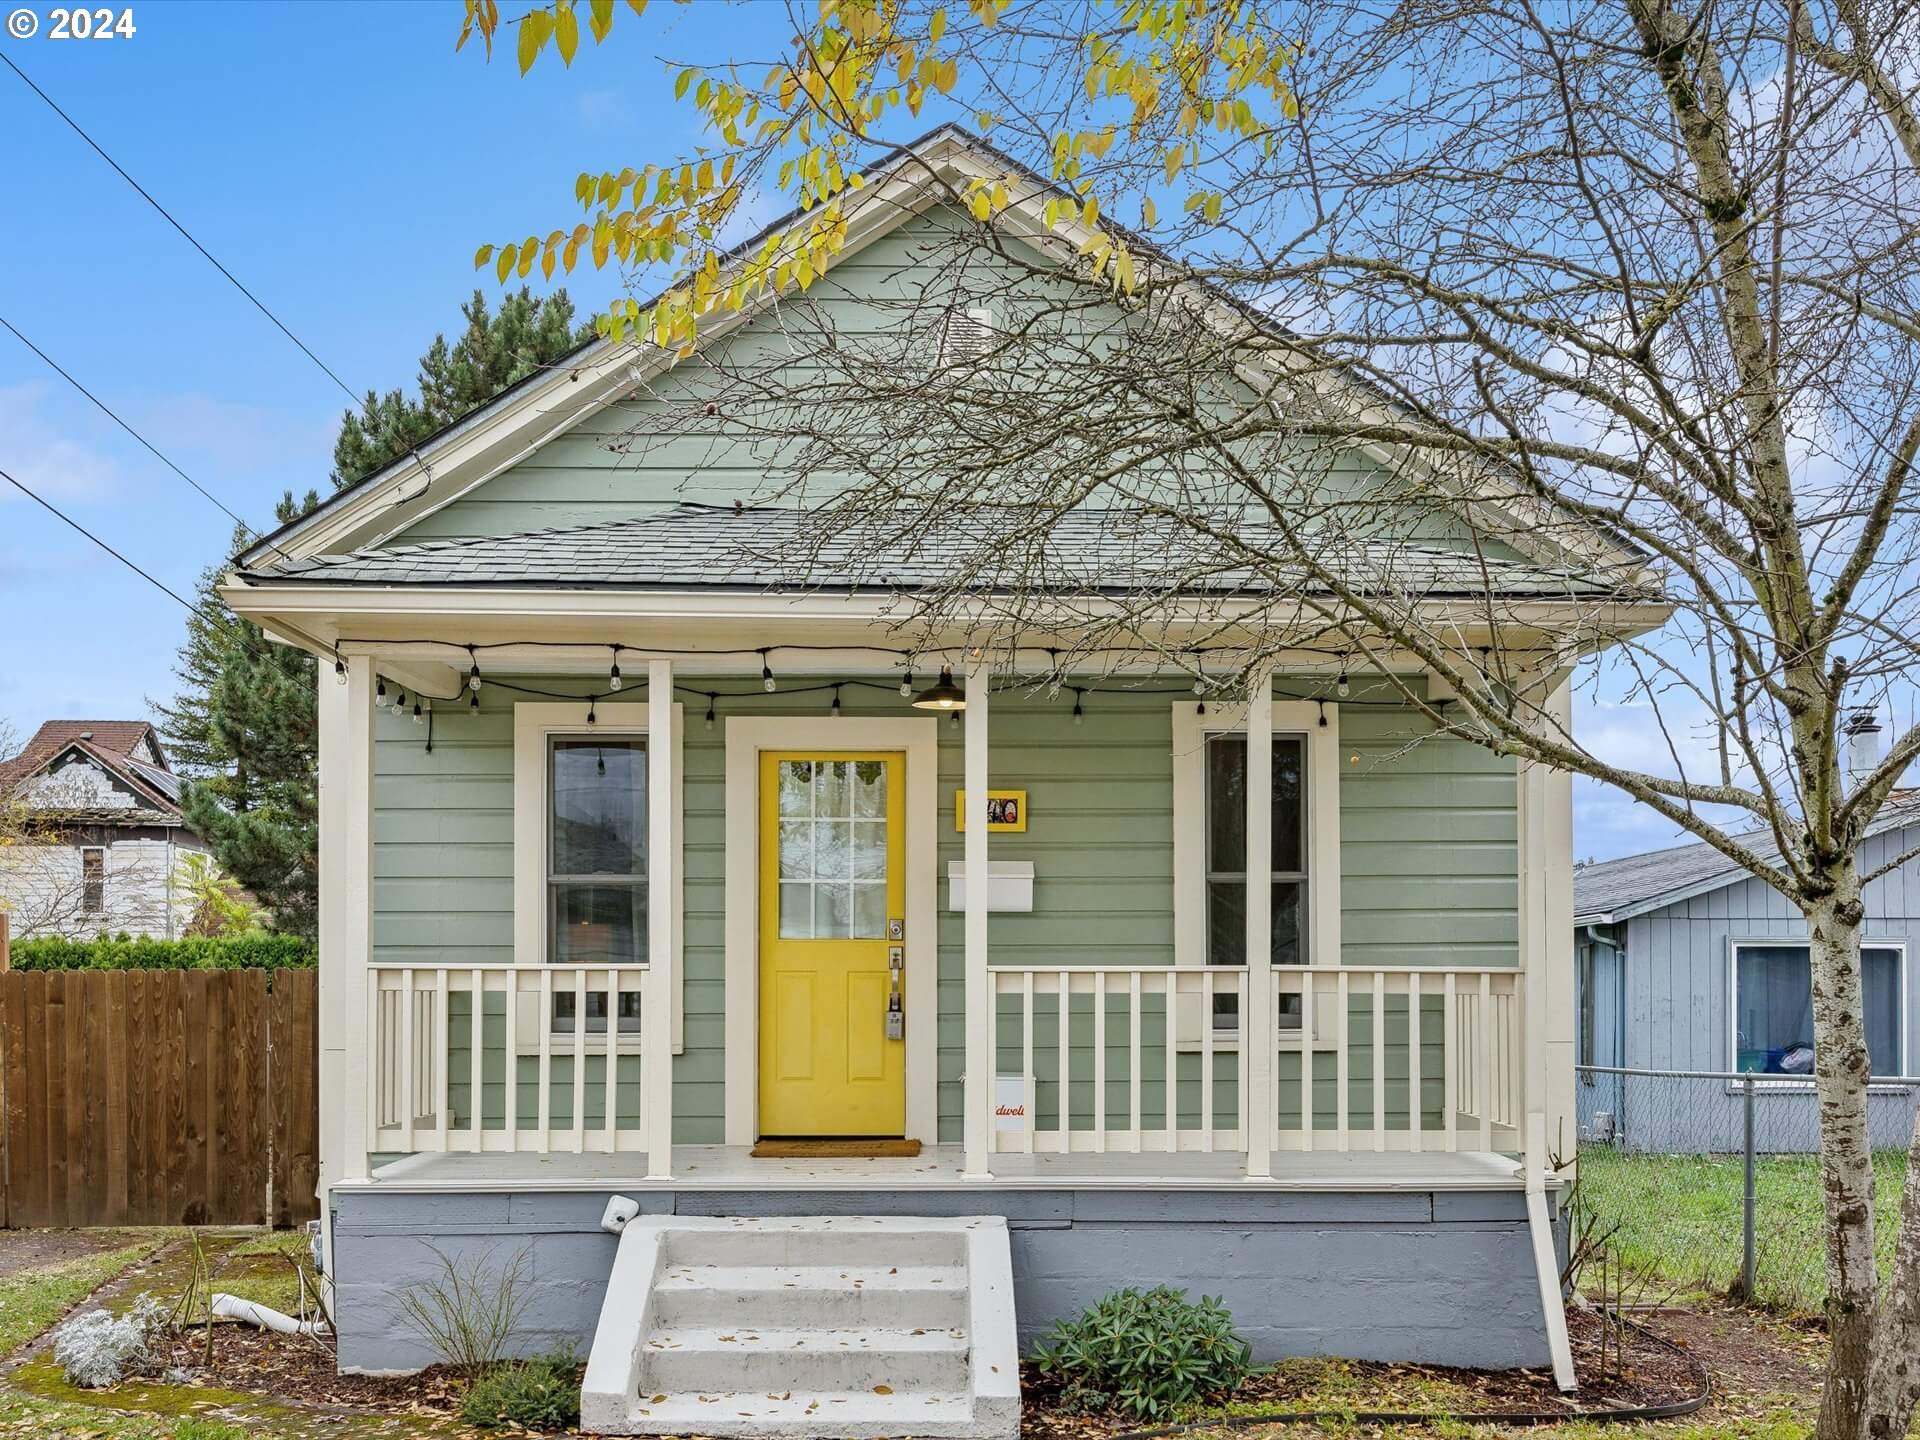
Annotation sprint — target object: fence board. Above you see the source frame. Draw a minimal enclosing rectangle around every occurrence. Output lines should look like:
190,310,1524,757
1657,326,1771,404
0,970,317,1228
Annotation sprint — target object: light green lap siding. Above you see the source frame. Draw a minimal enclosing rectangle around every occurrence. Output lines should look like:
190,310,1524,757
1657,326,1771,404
371,680,1516,1146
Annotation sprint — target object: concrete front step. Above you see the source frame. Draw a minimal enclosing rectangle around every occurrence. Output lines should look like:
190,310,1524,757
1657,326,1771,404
642,1324,971,1393
582,1215,1020,1440
652,1263,971,1327
623,1387,982,1438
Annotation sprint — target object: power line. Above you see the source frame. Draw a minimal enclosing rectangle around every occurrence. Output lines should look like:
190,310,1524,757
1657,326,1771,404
0,51,365,413
2,49,451,540
1,462,213,620
0,312,283,554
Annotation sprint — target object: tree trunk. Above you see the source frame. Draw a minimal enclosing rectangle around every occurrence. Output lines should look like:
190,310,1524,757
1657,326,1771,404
1809,876,1890,1440
1861,1108,1920,1435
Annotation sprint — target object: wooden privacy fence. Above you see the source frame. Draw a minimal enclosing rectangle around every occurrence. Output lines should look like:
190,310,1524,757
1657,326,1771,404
0,969,318,1228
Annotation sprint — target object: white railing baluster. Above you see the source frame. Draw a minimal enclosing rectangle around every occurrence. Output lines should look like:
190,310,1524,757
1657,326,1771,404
504,972,519,1151
398,972,415,1151
1021,971,1035,1154
603,966,619,1154
1127,971,1142,1153
537,968,553,1153
573,969,588,1154
1093,970,1107,1145
1443,972,1458,1150
1408,971,1423,1154
468,967,484,1153
1372,970,1386,1152
1478,972,1494,1151
1335,969,1350,1152
1056,968,1070,1151
433,968,449,1150
1200,969,1215,1151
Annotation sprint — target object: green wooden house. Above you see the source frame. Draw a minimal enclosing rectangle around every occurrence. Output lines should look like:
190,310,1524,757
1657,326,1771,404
224,127,1662,1433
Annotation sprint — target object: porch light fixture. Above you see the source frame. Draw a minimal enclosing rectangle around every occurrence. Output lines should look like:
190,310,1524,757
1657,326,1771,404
911,666,966,711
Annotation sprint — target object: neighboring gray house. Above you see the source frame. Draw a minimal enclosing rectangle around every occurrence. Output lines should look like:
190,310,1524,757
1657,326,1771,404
1574,719,1919,1154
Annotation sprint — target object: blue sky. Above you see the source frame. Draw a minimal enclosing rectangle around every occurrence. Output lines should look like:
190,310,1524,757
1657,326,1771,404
0,0,1706,863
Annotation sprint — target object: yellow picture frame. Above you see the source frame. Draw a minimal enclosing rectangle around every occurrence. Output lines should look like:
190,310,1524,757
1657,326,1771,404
954,789,1028,832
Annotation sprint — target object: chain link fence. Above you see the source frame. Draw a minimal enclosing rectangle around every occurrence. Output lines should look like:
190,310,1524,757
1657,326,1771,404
1572,1065,1915,1313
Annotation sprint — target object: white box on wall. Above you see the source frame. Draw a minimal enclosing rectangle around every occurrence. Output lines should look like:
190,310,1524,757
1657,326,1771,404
946,859,1035,912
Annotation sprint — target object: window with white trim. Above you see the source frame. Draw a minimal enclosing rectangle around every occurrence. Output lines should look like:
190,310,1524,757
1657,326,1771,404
547,736,648,968
80,846,105,914
1732,941,1905,1077
1204,733,1307,968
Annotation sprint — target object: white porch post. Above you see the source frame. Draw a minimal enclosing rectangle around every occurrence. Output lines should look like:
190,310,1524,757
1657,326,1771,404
1243,669,1274,1177
645,659,675,1179
961,661,992,1178
320,656,375,1194
1518,676,1575,1391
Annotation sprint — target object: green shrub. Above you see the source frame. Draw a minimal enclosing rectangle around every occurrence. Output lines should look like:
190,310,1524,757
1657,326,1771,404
461,1353,582,1432
1031,1286,1254,1420
9,933,315,972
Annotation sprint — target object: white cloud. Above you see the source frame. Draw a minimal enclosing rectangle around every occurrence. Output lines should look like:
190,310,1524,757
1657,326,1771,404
137,392,336,477
0,382,116,504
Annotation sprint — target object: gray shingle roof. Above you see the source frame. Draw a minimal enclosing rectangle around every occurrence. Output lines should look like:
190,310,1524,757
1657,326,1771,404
239,504,1626,599
1575,790,1920,922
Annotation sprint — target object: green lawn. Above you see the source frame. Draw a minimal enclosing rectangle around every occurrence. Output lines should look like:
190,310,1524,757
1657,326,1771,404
1575,1146,1908,1311
0,1232,174,1358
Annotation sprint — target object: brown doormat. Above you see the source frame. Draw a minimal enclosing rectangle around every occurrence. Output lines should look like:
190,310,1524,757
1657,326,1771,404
750,1138,923,1158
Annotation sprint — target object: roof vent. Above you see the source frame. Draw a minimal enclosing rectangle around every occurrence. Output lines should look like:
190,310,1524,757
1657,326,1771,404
939,306,995,367
78,731,92,740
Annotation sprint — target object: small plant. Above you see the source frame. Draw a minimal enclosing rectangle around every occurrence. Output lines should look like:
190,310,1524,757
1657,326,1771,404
461,1352,582,1431
51,1295,168,1388
395,1243,532,1375
171,1422,249,1440
1031,1286,1254,1420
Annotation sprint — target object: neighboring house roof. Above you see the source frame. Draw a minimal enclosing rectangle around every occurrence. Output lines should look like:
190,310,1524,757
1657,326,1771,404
1574,790,1920,924
230,124,1651,591
0,719,186,823
237,503,1631,599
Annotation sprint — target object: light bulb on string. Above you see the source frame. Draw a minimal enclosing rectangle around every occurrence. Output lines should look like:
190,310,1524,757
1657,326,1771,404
704,696,716,731
411,701,422,725
831,685,842,718
375,678,387,705
900,664,914,699
334,657,346,685
466,648,482,693
608,647,622,692
587,697,598,726
760,651,776,692
1336,672,1351,699
1072,689,1085,726
469,691,480,714
393,690,407,717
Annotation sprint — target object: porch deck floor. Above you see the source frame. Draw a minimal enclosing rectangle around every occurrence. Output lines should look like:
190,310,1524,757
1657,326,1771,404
362,1144,1526,1192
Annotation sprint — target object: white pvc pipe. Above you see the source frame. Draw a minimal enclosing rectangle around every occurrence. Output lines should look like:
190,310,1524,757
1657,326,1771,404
210,1292,329,1338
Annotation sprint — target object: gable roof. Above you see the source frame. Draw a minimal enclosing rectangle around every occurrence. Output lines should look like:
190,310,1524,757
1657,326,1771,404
237,503,1632,599
0,719,184,820
232,124,1650,590
1575,790,1920,924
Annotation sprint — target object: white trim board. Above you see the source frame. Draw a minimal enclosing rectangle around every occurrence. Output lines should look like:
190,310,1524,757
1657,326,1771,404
722,715,940,1147
512,700,685,1053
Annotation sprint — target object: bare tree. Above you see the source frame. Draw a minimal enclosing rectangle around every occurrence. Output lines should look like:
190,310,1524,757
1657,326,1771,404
471,0,1920,1431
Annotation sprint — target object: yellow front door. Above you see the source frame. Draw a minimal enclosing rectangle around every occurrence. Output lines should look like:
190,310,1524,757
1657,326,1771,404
758,752,907,1137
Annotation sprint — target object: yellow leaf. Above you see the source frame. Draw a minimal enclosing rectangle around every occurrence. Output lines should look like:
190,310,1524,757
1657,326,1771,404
589,0,613,42
1142,196,1157,227
516,10,551,74
675,67,697,100
625,0,645,12
542,244,556,280
473,244,494,269
495,244,516,283
969,190,992,222
928,7,945,42
1203,191,1223,223
554,1,579,64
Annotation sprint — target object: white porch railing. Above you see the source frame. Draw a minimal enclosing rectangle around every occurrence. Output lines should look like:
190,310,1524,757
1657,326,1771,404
987,962,1523,1159
368,963,656,1154
988,966,1250,1154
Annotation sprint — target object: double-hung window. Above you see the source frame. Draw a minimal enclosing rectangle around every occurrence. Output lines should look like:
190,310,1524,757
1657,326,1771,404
1199,731,1312,1032
1732,941,1905,1079
80,847,105,915
547,736,645,1033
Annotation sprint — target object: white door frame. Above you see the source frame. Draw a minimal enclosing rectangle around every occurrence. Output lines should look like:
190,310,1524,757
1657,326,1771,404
722,716,940,1146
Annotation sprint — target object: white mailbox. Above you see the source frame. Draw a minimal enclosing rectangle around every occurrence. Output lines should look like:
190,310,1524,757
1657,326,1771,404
946,859,1035,912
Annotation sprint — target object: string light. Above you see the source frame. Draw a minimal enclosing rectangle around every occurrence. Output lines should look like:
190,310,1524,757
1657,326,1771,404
375,678,387,705
760,650,776,692
469,690,480,713
393,689,407,717
899,663,914,699
1317,699,1328,728
411,700,422,724
1336,671,1351,699
608,646,623,692
1072,688,1085,725
466,646,482,693
334,657,346,684
704,695,717,730
831,684,842,718
587,697,598,726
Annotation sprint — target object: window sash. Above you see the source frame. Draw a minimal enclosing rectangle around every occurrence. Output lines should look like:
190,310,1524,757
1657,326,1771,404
80,848,104,914
1203,733,1307,966
546,736,648,966
1732,942,1904,1078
